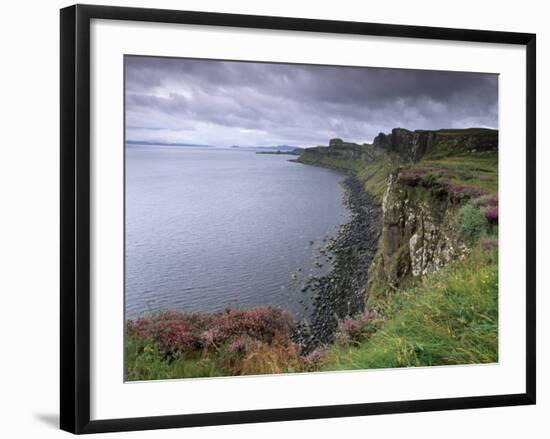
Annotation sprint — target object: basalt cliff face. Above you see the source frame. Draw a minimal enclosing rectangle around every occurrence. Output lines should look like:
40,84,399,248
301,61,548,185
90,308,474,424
372,128,436,162
370,172,465,298
372,127,498,162
298,127,498,306
301,127,498,165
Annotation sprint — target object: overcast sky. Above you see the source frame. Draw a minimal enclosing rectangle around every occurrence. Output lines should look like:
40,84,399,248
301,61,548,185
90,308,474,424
125,56,498,147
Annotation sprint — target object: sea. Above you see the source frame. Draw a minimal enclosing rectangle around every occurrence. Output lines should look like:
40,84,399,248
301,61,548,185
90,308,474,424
125,145,349,320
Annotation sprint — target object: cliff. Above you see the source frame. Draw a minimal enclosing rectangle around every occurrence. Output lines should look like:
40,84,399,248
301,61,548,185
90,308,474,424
300,127,497,165
301,140,382,164
297,127,498,309
372,127,497,161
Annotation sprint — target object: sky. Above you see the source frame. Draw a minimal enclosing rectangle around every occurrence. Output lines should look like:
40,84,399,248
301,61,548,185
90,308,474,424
125,56,498,148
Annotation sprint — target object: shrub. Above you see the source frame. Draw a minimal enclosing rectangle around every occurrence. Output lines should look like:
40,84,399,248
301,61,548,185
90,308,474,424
334,310,376,345
475,195,498,208
126,306,295,362
425,172,441,187
397,168,424,186
302,346,327,367
447,183,485,199
397,168,441,189
484,207,498,225
482,239,498,251
456,204,488,243
149,319,197,359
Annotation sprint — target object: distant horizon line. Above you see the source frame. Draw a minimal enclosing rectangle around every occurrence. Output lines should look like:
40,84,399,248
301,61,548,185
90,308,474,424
126,126,498,149
126,140,309,149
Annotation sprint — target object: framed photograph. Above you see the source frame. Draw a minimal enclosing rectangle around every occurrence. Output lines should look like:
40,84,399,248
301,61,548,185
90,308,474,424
60,4,536,434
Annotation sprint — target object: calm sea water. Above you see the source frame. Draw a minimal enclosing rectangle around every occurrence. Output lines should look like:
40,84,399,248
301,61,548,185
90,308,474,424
125,146,349,320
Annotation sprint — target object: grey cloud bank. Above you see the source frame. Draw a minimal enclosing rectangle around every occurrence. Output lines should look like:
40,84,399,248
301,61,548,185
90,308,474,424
125,56,498,147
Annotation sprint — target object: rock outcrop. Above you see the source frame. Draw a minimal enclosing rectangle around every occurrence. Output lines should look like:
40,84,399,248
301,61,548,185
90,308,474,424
372,128,437,162
303,141,381,162
300,128,497,166
297,127,498,308
329,138,363,148
372,127,498,162
368,174,467,298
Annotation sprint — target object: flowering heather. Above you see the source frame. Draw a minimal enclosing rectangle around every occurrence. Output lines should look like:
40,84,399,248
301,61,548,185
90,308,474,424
484,207,498,225
397,168,491,202
302,346,326,366
456,204,488,243
446,183,485,199
156,321,196,358
208,307,294,343
476,196,498,208
127,306,294,361
397,167,443,188
397,168,425,186
335,310,375,345
482,239,498,251
199,327,224,348
227,336,254,354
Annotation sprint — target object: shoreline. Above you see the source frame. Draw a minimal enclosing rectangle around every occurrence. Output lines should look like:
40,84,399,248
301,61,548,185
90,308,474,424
126,156,382,356
293,168,382,352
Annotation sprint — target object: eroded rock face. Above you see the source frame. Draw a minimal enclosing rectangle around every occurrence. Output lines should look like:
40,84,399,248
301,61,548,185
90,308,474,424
299,128,497,303
304,128,497,167
373,175,466,291
405,204,457,277
372,128,497,162
372,128,434,162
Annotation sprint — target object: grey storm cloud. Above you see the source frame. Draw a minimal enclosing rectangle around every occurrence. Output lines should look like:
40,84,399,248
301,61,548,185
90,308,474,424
125,56,498,147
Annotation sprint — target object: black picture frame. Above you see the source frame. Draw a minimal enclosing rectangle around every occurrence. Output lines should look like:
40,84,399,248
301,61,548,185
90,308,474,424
60,4,536,434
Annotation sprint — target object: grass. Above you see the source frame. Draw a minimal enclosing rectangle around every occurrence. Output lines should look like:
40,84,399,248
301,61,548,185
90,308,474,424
299,149,498,204
357,158,399,202
298,152,367,173
415,152,498,194
126,240,499,379
423,129,498,159
321,243,498,370
298,149,400,203
125,337,228,380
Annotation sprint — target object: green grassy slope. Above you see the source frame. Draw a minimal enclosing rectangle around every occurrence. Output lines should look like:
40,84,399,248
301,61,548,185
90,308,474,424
298,150,399,203
322,243,498,370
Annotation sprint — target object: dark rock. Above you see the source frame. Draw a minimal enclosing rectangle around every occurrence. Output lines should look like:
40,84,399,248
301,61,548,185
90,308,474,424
293,176,382,353
372,127,498,162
